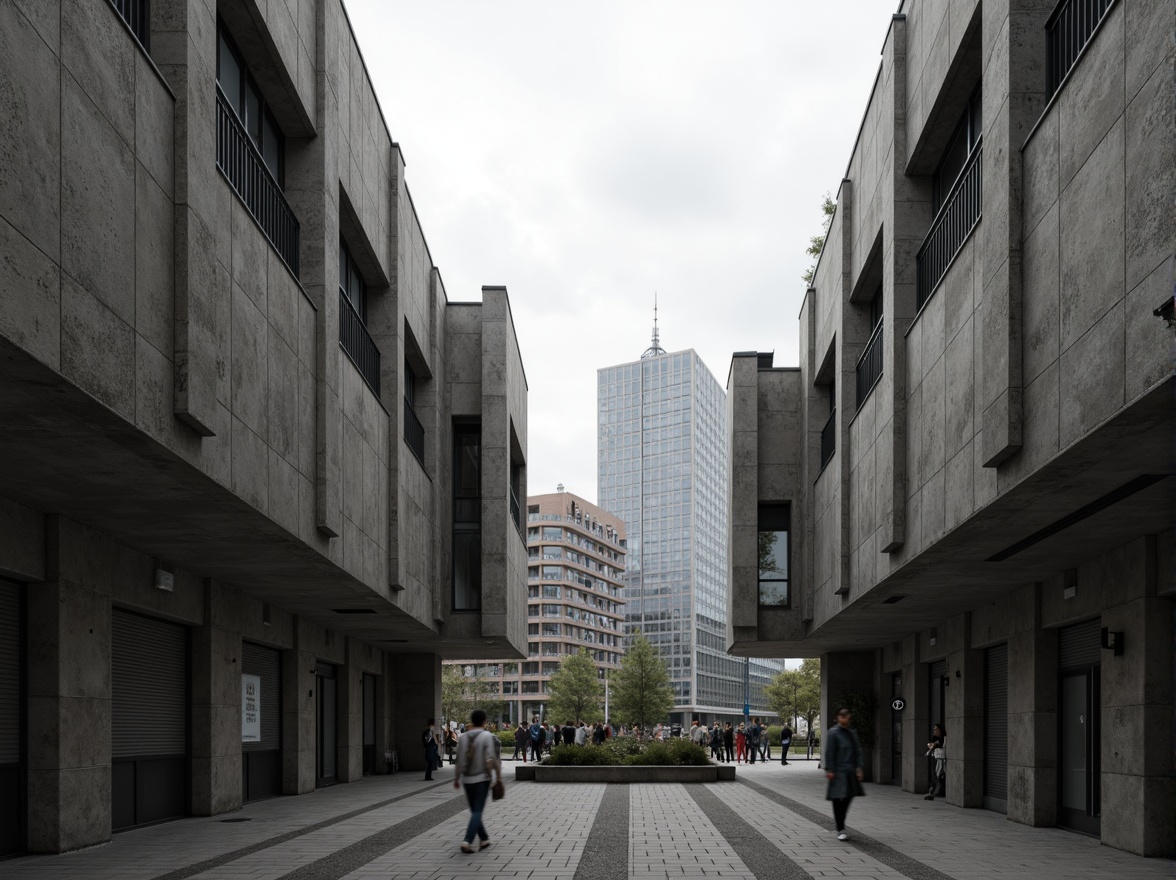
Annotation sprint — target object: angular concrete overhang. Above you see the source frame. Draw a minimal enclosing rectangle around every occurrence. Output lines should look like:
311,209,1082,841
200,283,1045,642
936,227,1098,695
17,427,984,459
0,336,445,649
733,377,1175,656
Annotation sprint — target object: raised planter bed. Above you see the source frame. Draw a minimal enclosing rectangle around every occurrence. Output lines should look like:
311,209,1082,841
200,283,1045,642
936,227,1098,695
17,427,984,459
514,764,736,783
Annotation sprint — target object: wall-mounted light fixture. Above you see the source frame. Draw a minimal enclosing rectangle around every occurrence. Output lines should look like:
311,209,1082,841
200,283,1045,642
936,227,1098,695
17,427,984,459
154,561,175,592
1063,569,1077,600
929,627,938,647
1101,627,1124,656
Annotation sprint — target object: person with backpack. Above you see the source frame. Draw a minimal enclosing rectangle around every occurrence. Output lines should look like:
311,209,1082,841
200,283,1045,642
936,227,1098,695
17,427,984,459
528,717,545,761
454,709,502,853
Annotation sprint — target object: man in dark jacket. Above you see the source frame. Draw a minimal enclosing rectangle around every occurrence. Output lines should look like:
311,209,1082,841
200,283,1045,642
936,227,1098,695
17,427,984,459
513,722,529,761
824,707,866,840
780,723,793,765
562,720,577,745
422,719,440,780
747,717,760,764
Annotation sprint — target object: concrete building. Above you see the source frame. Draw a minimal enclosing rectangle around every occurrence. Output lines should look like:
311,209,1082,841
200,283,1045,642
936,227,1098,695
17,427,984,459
600,321,783,726
726,0,1173,857
0,0,528,855
448,490,626,725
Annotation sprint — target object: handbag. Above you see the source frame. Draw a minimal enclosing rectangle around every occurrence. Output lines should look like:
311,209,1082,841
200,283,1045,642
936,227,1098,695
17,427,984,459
491,778,505,800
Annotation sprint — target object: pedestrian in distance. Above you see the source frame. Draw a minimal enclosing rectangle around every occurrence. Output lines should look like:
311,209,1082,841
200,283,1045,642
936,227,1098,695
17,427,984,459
723,722,735,762
575,720,588,745
592,721,606,745
422,718,440,780
710,722,725,762
748,717,762,764
760,724,771,762
551,722,562,748
689,719,708,747
824,707,866,841
454,709,502,853
780,723,793,765
735,722,747,762
514,722,528,762
562,719,576,747
528,717,545,761
924,723,946,800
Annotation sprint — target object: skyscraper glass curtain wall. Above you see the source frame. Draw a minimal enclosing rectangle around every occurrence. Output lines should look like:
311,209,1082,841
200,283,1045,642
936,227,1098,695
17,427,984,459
598,348,780,721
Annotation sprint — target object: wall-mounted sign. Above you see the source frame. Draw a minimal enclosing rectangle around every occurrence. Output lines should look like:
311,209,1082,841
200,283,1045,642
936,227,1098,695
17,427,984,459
242,674,261,742
891,699,905,712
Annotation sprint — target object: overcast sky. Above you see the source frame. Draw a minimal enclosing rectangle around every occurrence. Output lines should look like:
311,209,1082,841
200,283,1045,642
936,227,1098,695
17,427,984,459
346,0,896,507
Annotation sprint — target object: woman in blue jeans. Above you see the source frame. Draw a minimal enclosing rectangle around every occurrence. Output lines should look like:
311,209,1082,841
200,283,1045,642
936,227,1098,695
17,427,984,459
453,709,502,853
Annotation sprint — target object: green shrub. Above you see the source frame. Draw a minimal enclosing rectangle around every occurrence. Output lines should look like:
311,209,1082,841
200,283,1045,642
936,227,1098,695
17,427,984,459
496,730,516,750
545,744,617,765
543,737,711,766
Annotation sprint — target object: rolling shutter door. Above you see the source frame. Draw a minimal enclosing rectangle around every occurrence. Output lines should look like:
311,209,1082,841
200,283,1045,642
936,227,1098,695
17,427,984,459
0,584,19,766
112,611,187,758
984,644,1008,811
241,643,281,753
1060,619,1101,669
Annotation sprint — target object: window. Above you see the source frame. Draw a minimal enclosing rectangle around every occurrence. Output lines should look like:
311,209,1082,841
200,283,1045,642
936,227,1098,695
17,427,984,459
215,22,299,273
111,0,150,49
337,240,380,393
758,504,790,607
932,90,981,213
856,285,884,407
404,361,424,462
452,422,481,610
820,377,836,471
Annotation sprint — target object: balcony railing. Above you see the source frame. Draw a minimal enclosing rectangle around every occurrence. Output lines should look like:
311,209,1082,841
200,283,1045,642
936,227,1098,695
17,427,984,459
856,321,884,407
216,88,300,276
110,0,150,49
510,487,522,532
403,396,425,463
338,289,381,394
820,409,836,471
916,140,982,310
1047,0,1115,95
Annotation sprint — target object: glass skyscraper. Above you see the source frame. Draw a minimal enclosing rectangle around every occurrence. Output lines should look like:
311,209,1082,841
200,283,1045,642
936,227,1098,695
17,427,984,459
598,327,781,724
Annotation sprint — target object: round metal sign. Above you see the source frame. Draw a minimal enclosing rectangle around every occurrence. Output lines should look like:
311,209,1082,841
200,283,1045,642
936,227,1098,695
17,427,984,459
891,699,905,711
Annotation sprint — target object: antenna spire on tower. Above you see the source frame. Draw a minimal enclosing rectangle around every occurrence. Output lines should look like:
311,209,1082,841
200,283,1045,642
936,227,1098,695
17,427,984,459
641,293,666,359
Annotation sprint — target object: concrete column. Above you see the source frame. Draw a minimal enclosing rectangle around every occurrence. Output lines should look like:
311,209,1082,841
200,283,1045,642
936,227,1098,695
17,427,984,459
1006,621,1058,826
945,613,984,808
1101,594,1174,856
282,618,317,794
821,651,876,777
189,582,242,816
26,518,113,852
901,651,930,794
337,638,363,782
394,653,440,772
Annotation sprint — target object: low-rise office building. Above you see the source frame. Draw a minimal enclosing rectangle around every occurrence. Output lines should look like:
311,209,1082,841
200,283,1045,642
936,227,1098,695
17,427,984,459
727,0,1172,857
0,0,528,855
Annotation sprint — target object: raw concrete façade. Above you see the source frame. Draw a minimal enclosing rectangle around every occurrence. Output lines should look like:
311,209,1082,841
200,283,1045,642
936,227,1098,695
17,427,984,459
726,0,1173,858
0,0,528,856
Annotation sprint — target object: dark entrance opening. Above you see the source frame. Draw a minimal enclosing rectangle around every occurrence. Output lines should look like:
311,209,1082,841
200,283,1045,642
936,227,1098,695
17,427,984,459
112,610,189,830
1059,619,1101,836
242,643,282,802
362,674,376,775
316,663,338,787
0,579,24,857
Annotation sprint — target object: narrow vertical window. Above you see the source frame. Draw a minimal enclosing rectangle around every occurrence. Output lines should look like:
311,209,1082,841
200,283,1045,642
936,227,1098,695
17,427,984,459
453,421,482,610
757,504,789,607
403,361,424,462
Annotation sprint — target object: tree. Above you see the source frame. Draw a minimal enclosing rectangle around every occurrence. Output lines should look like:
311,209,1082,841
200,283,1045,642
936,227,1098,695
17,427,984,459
610,633,674,730
545,650,604,723
765,657,821,737
441,663,506,728
801,193,836,285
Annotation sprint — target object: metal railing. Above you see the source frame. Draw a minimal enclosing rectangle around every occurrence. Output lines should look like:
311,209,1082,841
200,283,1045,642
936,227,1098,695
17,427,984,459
216,88,300,276
1047,0,1115,95
856,321,884,407
820,409,836,471
338,289,381,394
403,396,425,463
916,140,982,310
510,487,522,532
110,0,149,49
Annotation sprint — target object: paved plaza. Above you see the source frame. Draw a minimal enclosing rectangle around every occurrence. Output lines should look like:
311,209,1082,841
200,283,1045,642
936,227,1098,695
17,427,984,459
1,760,1170,880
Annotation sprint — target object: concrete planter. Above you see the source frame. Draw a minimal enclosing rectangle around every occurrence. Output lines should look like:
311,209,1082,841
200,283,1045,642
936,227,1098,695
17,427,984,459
514,764,736,783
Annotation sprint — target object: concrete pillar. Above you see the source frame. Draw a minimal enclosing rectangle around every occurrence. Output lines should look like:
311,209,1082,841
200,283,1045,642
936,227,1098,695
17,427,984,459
338,638,364,782
190,581,242,816
1101,594,1174,856
1006,617,1058,826
945,613,984,808
901,651,930,794
394,653,440,771
282,617,317,794
821,651,876,777
26,518,113,852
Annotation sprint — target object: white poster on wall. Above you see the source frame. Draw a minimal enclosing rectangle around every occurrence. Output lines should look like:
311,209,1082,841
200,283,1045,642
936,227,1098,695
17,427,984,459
242,673,261,742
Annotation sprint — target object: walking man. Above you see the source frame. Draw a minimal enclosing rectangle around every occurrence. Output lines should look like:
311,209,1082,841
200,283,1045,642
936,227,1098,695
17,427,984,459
513,722,528,761
747,717,760,764
824,707,866,841
780,723,793,765
723,722,735,762
454,709,501,853
422,718,440,780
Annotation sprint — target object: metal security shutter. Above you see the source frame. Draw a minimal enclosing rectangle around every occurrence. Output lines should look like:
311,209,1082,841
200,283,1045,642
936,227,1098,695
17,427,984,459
112,611,187,758
241,643,281,752
0,583,20,765
984,644,1008,811
1060,619,1101,669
